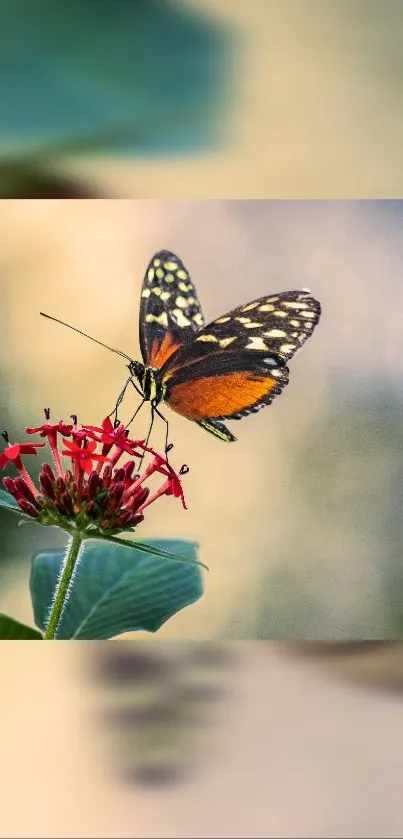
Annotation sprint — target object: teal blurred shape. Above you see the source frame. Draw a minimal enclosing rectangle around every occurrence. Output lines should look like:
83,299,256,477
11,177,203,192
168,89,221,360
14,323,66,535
30,538,203,640
0,0,232,161
0,488,22,514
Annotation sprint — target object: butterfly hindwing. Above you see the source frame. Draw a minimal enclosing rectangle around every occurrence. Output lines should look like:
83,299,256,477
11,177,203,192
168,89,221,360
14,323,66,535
162,346,290,421
139,250,205,369
196,418,237,442
160,289,320,422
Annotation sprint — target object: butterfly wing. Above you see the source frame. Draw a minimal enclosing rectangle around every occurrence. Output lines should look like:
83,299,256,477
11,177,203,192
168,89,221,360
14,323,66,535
160,289,321,423
139,249,205,368
139,249,236,441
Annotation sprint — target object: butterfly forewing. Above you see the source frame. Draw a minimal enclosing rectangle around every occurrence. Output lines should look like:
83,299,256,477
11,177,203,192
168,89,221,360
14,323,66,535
160,289,320,422
163,289,321,369
138,249,236,440
139,250,205,369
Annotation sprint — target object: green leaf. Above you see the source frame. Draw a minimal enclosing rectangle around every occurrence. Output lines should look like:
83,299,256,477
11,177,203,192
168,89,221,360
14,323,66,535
0,488,22,512
30,539,203,640
0,612,42,639
0,0,230,162
102,534,208,570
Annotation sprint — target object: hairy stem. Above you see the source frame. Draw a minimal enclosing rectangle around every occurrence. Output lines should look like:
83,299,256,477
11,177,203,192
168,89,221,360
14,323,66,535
44,531,83,639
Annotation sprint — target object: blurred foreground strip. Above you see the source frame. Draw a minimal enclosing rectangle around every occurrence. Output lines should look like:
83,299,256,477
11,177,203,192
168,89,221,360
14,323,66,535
282,641,403,695
0,0,232,197
88,642,236,786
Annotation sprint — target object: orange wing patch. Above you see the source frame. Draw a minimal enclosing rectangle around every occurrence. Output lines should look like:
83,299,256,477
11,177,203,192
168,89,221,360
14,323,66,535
166,372,279,421
149,333,182,368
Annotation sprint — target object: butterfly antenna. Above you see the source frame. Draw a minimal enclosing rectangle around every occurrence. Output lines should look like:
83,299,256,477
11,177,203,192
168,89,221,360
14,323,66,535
39,312,133,362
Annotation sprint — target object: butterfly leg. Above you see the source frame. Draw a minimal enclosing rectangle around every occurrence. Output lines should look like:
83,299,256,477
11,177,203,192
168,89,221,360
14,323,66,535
134,404,156,473
125,397,146,430
153,404,171,462
108,375,133,425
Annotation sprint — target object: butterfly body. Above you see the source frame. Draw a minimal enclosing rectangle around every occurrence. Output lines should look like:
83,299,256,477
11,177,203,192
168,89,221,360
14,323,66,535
130,250,321,442
129,360,165,405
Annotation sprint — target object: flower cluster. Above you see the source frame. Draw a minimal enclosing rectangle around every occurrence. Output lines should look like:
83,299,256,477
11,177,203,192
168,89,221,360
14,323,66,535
0,412,188,536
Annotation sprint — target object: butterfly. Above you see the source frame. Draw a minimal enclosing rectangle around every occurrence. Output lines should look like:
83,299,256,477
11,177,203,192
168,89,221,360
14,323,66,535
123,249,321,442
41,249,321,443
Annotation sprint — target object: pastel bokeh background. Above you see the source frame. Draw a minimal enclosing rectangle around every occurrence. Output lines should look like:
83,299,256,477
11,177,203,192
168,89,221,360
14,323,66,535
2,1,403,835
0,198,402,639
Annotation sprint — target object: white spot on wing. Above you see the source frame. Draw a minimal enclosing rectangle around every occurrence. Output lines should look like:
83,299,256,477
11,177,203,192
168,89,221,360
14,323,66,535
242,301,259,311
265,329,287,337
219,336,237,348
246,336,267,350
146,312,168,327
172,309,191,327
284,301,309,310
196,334,218,342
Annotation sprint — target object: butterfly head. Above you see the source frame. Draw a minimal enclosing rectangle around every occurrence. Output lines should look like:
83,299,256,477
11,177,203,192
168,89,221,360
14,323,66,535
128,359,164,405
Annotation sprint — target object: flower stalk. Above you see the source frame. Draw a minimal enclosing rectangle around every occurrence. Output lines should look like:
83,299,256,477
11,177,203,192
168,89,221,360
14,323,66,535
44,530,83,639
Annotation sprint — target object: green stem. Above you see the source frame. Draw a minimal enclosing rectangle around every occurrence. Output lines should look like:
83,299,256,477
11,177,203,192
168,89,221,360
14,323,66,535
44,531,83,639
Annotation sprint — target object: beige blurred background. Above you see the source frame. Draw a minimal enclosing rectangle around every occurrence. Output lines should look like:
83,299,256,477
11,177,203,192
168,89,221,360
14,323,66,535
1,641,403,838
0,198,402,639
57,0,403,197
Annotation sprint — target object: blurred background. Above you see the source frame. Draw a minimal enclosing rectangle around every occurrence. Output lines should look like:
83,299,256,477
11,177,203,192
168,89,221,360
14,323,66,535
0,198,402,639
2,0,403,197
2,641,403,838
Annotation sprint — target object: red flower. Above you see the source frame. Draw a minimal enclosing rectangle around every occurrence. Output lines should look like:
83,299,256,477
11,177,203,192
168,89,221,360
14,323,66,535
82,417,143,466
26,410,73,476
0,441,45,501
82,417,125,447
137,470,187,512
26,420,72,439
1,414,188,534
0,442,45,468
61,438,110,475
